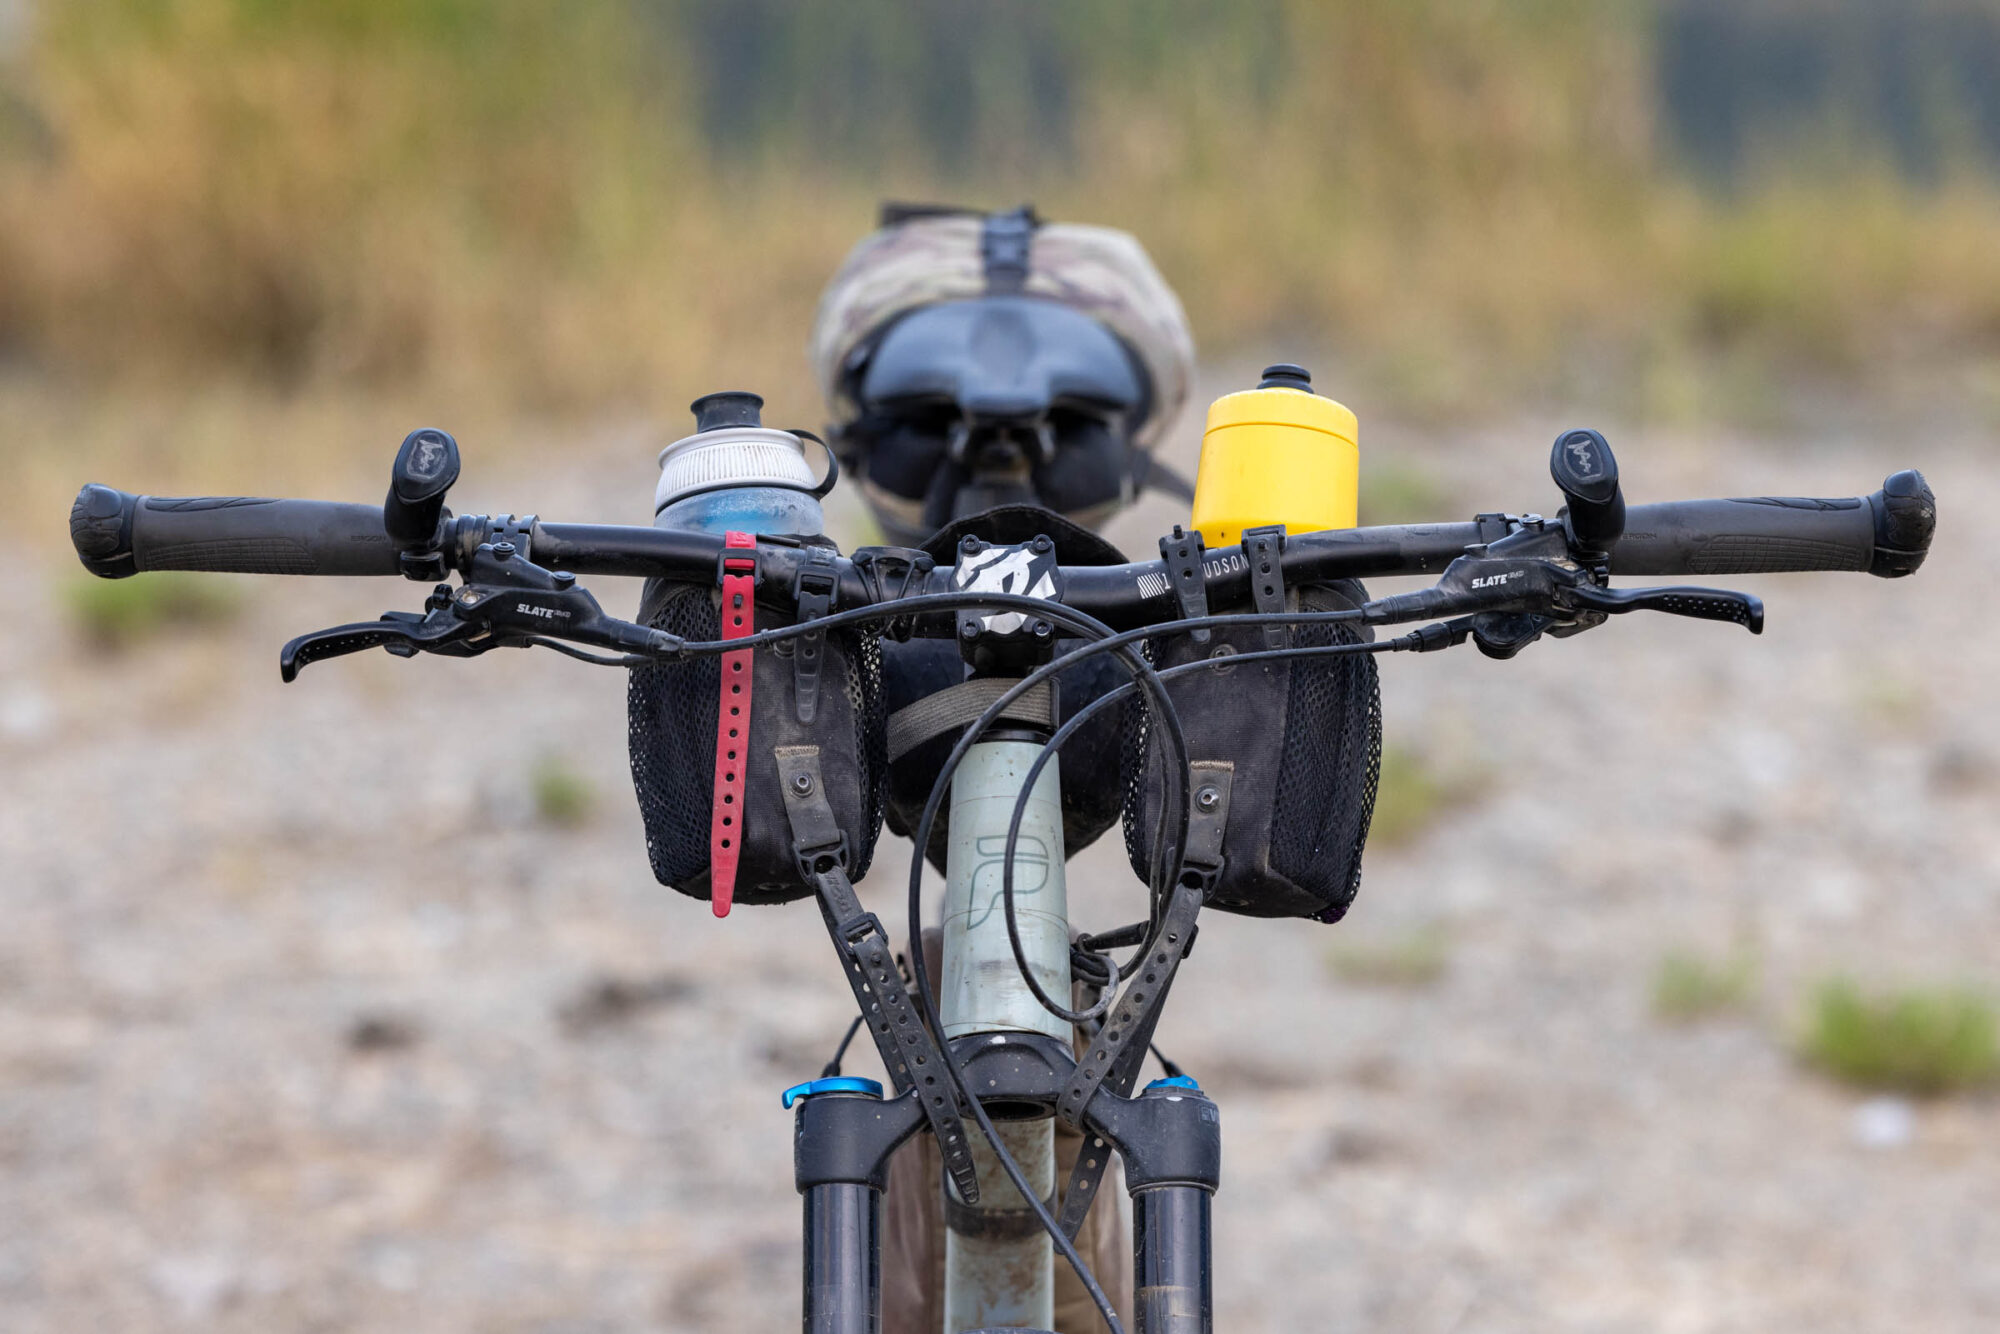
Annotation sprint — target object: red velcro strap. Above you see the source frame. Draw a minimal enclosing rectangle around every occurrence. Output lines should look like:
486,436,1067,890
711,531,757,917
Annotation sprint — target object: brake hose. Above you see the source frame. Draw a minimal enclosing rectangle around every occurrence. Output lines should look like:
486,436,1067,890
995,621,1410,1026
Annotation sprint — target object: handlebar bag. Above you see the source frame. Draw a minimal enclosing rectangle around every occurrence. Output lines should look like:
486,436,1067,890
880,506,1132,870
1121,580,1382,922
627,578,887,906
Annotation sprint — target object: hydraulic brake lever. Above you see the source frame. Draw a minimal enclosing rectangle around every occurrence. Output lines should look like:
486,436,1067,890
279,541,679,681
280,605,479,681
1558,582,1764,631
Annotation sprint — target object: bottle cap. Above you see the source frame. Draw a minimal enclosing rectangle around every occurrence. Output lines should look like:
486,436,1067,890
690,391,766,432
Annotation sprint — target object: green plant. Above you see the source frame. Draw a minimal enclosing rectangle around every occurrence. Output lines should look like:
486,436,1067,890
1368,744,1486,848
1326,924,1450,989
64,571,244,649
531,755,595,828
1800,978,1999,1097
1652,946,1759,1023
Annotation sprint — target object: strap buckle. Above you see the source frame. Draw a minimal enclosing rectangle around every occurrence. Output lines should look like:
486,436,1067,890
717,530,758,584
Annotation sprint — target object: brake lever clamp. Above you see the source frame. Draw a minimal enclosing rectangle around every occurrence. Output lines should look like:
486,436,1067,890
442,541,681,653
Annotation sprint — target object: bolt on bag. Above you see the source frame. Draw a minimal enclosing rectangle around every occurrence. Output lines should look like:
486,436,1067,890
627,578,887,906
1121,580,1382,922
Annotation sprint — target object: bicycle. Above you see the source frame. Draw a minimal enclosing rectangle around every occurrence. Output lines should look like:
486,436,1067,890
68,417,1934,1334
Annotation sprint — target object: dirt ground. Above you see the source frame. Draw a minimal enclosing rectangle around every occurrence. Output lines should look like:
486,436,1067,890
3,407,1995,1333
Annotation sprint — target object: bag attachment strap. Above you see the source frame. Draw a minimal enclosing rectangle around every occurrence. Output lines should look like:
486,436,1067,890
1160,526,1212,645
1242,525,1289,651
709,531,757,917
1052,761,1231,1237
885,676,1057,762
980,204,1038,294
791,546,837,724
776,745,985,1207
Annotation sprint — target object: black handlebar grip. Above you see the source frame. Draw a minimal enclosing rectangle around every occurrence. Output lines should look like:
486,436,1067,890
1610,471,1934,579
70,485,400,579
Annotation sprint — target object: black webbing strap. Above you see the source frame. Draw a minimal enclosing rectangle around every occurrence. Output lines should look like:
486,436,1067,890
1160,526,1212,645
1242,525,1289,651
1053,761,1232,1237
791,547,837,724
777,745,983,1205
884,676,1056,762
981,205,1037,294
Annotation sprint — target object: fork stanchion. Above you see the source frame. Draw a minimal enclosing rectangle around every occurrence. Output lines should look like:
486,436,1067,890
1131,1186,1212,1334
803,1182,880,1334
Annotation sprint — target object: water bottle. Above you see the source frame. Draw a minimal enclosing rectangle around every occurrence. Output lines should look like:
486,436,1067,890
653,391,832,537
1190,362,1358,545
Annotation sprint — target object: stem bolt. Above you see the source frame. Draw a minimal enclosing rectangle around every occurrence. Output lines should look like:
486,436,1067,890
790,772,816,797
1196,786,1220,811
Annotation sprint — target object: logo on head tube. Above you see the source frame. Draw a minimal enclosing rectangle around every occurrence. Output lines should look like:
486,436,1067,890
965,833,1051,928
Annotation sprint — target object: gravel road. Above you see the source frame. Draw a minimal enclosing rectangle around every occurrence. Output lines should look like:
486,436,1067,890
3,415,1994,1333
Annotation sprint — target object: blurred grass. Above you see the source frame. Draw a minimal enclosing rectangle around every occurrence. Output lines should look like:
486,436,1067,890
1652,944,1759,1023
1326,923,1451,989
1800,978,1999,1098
5,0,2000,509
1358,462,1459,527
1368,743,1489,849
531,753,596,828
64,569,244,649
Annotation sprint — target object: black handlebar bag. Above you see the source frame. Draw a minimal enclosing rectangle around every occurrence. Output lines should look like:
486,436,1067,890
878,506,1134,870
1122,580,1382,922
627,578,887,906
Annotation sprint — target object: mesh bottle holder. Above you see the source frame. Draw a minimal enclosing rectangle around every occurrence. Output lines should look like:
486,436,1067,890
627,581,887,906
1122,581,1383,921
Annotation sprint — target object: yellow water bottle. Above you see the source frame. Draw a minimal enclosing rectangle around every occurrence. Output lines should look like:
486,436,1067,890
1191,363,1358,544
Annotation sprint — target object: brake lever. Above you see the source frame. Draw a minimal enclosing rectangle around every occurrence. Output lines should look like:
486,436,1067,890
1557,583,1764,633
280,606,483,681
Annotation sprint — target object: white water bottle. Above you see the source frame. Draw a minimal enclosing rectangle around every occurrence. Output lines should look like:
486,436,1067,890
653,391,831,537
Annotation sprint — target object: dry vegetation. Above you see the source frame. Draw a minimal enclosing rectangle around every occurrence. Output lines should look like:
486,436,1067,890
4,0,2000,513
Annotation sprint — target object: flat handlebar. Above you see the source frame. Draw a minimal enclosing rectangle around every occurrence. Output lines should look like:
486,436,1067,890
70,469,1935,630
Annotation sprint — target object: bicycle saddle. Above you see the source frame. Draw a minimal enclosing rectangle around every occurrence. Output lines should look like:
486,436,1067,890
859,295,1145,424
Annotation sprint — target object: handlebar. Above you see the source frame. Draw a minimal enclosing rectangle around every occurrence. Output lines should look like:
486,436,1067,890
71,470,1936,629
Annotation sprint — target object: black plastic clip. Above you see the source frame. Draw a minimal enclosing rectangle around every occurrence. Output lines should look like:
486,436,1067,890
715,539,758,589
1241,524,1288,650
1159,525,1212,645
791,546,837,724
